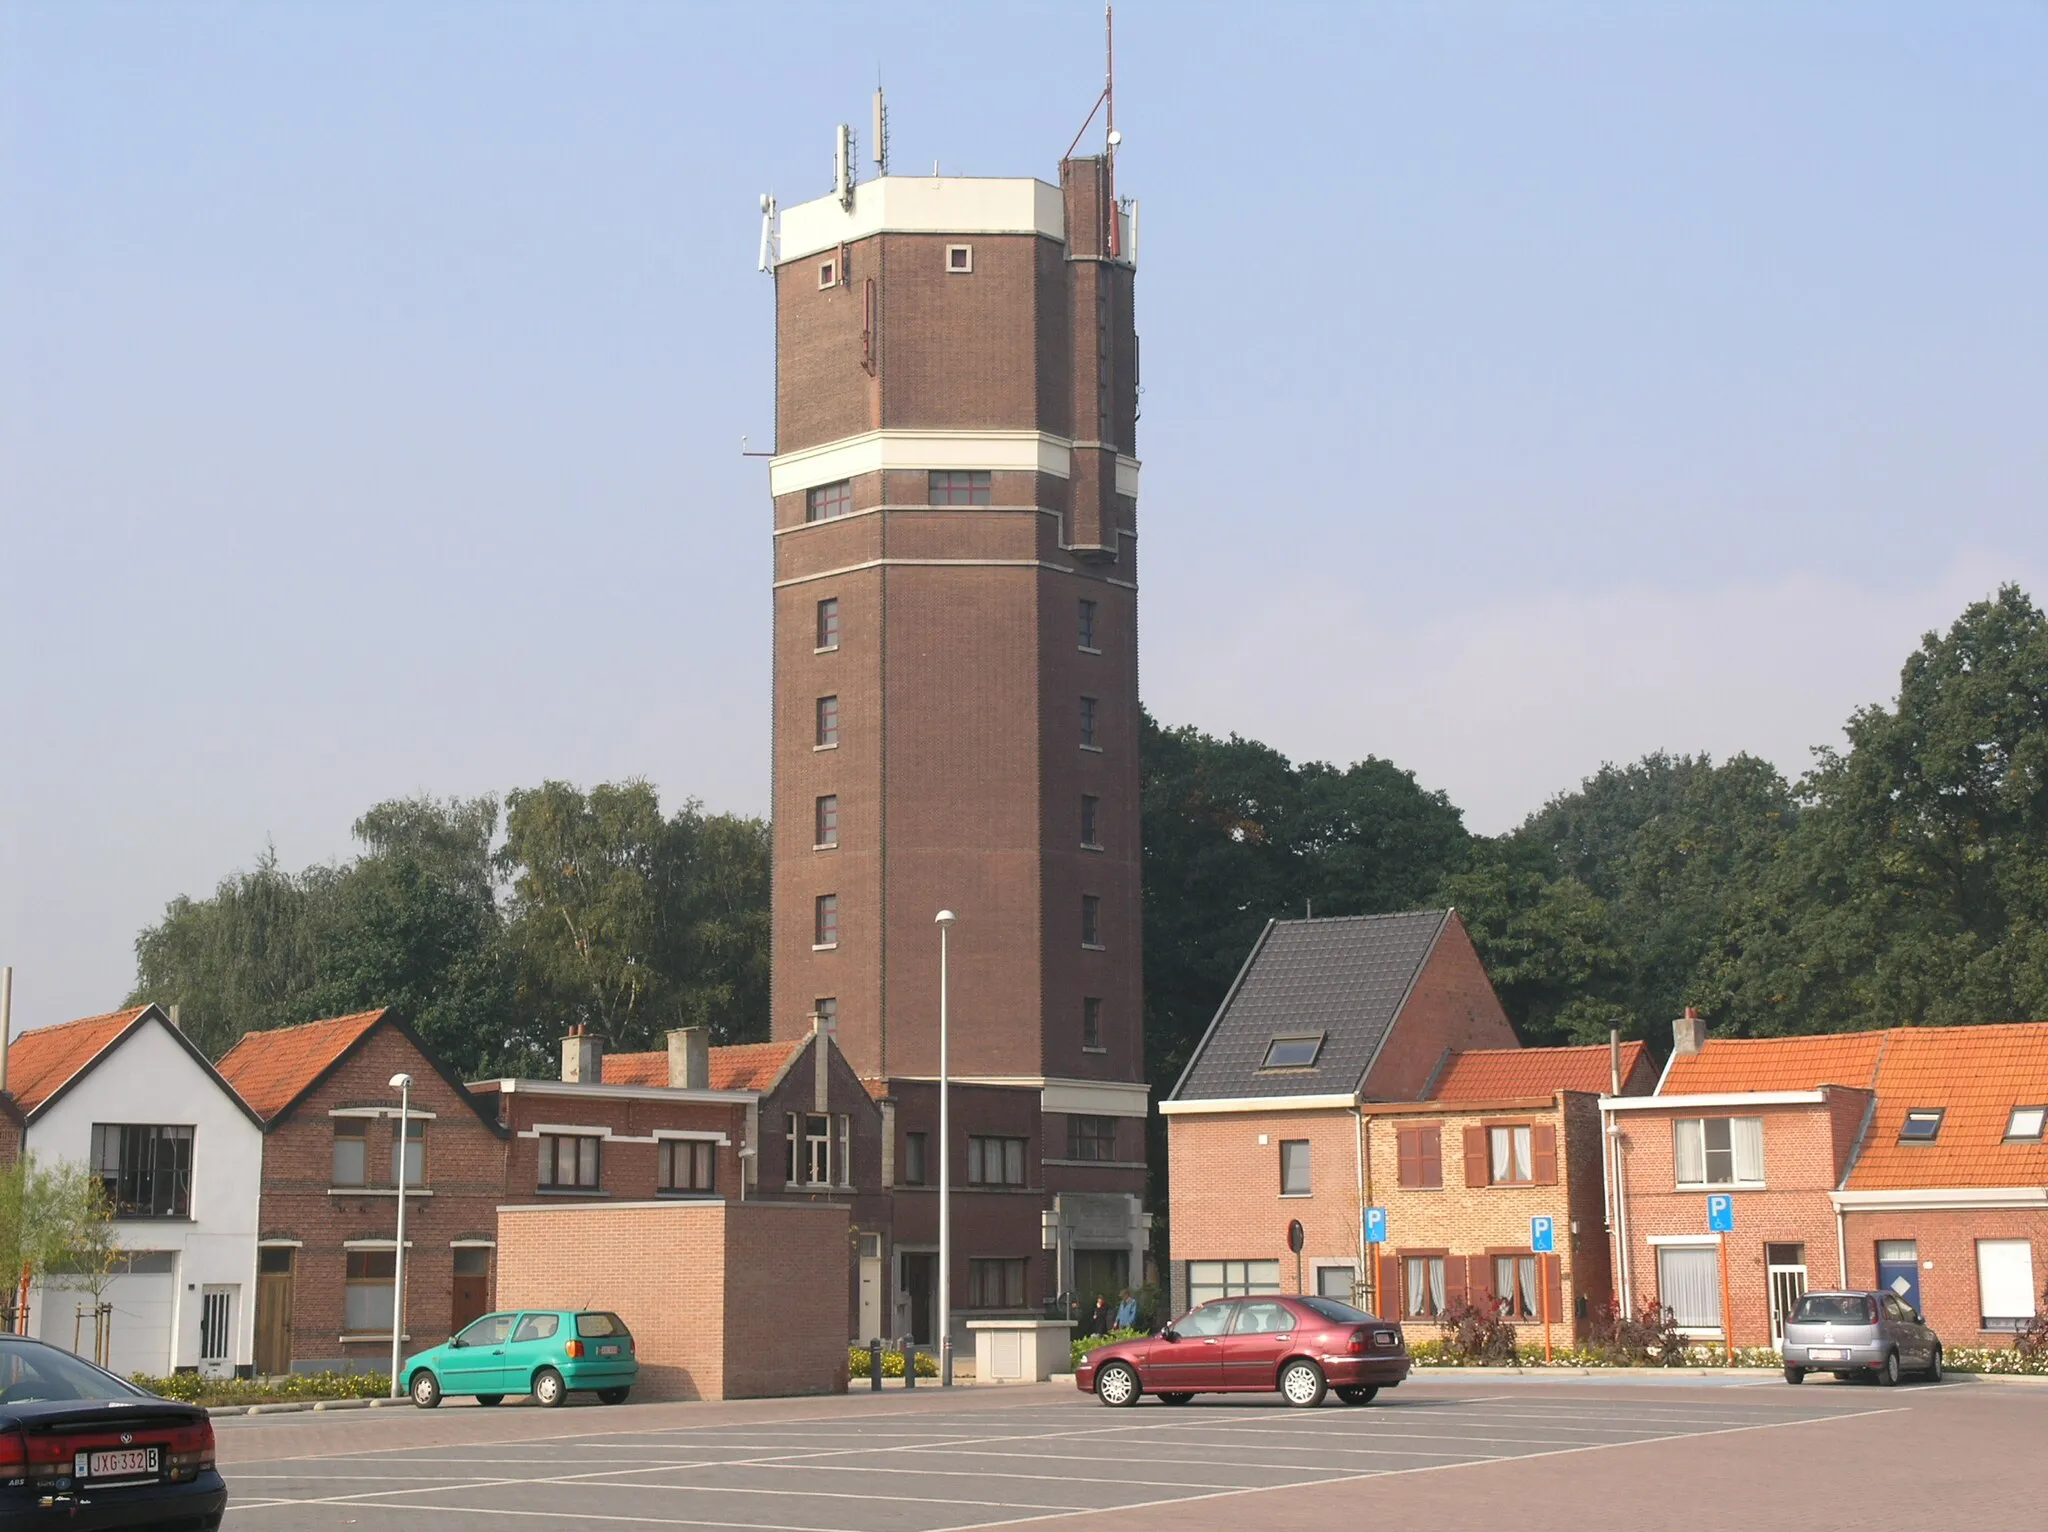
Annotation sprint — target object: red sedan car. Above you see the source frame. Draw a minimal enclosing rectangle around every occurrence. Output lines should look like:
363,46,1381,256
1076,1294,1410,1408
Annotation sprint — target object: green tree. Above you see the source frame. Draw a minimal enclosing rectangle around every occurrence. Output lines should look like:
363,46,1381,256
0,1158,120,1340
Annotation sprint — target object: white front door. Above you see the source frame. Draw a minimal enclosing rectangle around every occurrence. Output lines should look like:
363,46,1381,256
858,1233,884,1344
199,1286,237,1376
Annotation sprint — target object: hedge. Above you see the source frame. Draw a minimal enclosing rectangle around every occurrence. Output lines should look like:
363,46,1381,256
132,1370,392,1406
1407,1341,2048,1375
847,1346,938,1379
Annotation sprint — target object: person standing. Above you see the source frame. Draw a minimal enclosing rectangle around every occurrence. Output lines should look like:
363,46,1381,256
1092,1295,1109,1336
1115,1288,1137,1332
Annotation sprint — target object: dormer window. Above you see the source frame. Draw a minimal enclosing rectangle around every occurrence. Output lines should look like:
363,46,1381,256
1899,1109,1945,1143
2005,1106,2046,1141
1261,1034,1324,1070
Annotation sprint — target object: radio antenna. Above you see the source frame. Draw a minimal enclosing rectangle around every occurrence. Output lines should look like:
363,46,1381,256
873,84,890,174
1063,3,1120,168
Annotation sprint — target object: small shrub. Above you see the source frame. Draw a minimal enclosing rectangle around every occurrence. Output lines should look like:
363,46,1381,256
846,1346,938,1379
1072,1329,1149,1371
1585,1298,1686,1366
1436,1301,1518,1364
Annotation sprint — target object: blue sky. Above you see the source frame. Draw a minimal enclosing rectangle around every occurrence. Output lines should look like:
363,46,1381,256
3,1,2043,1031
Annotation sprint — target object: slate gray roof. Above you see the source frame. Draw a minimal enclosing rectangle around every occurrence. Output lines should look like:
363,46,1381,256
1169,910,1454,1103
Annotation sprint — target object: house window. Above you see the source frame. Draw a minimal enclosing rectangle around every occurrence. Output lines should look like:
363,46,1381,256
1081,895,1102,948
1261,1034,1324,1070
1317,1265,1357,1301
89,1124,194,1218
969,1258,1026,1307
1396,1125,1442,1189
816,695,839,747
1279,1139,1311,1195
537,1133,600,1190
967,1135,1026,1186
1078,598,1098,650
2006,1106,2047,1141
1402,1256,1447,1318
927,470,991,506
1082,996,1103,1050
1068,1116,1116,1161
1489,1125,1533,1184
817,257,837,289
1079,696,1099,747
344,1250,397,1333
1187,1259,1281,1306
814,894,839,948
788,1113,831,1185
659,1139,716,1195
1899,1109,1945,1143
945,244,973,274
1080,794,1100,848
332,1119,368,1187
815,795,839,848
390,1120,426,1187
1657,1245,1724,1330
806,480,852,522
1492,1254,1539,1319
903,1131,928,1186
1976,1239,2038,1331
836,1114,852,1187
1674,1116,1765,1187
816,597,840,650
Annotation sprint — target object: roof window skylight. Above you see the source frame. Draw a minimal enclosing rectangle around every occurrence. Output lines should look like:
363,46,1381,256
1261,1034,1325,1070
2005,1106,2046,1142
1899,1108,1945,1143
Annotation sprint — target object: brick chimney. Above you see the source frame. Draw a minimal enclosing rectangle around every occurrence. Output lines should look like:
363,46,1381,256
561,1024,603,1084
667,1027,710,1090
1671,1006,1706,1058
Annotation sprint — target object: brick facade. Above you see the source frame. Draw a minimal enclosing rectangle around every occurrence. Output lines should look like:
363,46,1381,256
495,1200,850,1401
1840,1207,2048,1345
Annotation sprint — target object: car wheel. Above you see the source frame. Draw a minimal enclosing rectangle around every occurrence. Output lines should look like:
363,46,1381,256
1095,1361,1140,1408
1878,1350,1901,1387
1157,1391,1194,1406
409,1370,442,1409
533,1366,568,1408
1925,1346,1943,1383
475,1394,503,1407
1279,1359,1327,1408
598,1388,631,1405
1783,1366,1804,1385
1336,1385,1379,1405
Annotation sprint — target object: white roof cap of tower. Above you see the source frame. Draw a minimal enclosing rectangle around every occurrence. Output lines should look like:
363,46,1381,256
777,175,1066,265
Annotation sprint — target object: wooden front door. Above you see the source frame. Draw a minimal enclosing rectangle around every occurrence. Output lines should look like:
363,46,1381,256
254,1250,294,1376
451,1247,491,1332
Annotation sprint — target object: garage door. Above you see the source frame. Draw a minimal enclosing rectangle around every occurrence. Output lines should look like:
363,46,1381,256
39,1253,177,1377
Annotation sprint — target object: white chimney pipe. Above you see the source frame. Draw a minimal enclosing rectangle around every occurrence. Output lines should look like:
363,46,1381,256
0,966,12,1094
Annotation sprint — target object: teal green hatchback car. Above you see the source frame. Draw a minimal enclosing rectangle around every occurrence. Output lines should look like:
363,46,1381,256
404,1310,637,1409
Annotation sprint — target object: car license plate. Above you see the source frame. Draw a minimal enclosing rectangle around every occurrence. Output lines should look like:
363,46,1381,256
83,1447,157,1479
1806,1348,1845,1361
598,1344,620,1356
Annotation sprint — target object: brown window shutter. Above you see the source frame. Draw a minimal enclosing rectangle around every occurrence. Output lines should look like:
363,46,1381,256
1376,1255,1400,1319
1531,1124,1558,1185
1420,1126,1442,1188
1445,1254,1471,1312
1463,1125,1488,1187
1397,1128,1420,1188
1544,1253,1565,1325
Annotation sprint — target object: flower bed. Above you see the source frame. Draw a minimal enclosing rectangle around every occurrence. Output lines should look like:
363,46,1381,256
847,1346,938,1379
131,1370,392,1408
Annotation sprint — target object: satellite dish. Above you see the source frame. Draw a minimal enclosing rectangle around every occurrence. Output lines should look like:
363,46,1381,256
1106,128,1122,147
759,193,771,213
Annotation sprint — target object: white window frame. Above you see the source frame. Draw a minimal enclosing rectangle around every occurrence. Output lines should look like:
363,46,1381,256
1976,1239,2038,1331
1187,1259,1281,1308
945,243,972,274
1278,1139,1312,1197
1673,1116,1766,1189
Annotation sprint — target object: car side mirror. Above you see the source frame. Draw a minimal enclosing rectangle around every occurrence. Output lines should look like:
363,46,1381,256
448,1336,465,1348
1160,1327,1179,1343
1913,1311,1924,1324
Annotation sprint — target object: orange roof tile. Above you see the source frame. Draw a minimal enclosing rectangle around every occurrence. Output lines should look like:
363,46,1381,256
600,1039,804,1093
4,1007,151,1113
216,1011,387,1122
1845,1022,2048,1191
1429,1042,1650,1101
1661,1031,1887,1095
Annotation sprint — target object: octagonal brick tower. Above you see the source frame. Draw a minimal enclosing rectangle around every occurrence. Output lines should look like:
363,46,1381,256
765,153,1145,1126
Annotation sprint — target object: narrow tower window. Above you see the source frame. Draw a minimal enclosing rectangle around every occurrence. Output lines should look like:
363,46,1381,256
946,244,973,273
814,894,839,949
1081,895,1102,948
816,695,839,748
1082,997,1103,1051
815,795,839,848
817,257,837,289
1078,598,1098,651
928,470,991,506
1080,795,1100,848
1079,696,1099,749
816,597,840,651
806,480,852,522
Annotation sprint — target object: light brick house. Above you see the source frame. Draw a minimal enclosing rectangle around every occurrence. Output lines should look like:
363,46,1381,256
217,1010,508,1374
1163,910,1522,1317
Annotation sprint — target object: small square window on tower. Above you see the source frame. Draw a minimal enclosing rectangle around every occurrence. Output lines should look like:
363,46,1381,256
816,597,840,651
818,257,837,289
946,244,972,273
806,480,851,522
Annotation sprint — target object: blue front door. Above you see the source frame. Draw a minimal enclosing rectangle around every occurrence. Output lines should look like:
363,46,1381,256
1876,1240,1921,1311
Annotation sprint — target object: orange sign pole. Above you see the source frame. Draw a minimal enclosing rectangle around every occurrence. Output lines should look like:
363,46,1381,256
1540,1253,1553,1363
1719,1241,1736,1366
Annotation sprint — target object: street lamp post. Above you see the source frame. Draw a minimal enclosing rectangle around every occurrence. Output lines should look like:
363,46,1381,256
935,909,956,1387
389,1072,413,1397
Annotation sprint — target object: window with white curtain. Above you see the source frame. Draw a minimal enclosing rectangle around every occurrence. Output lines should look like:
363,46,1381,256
1674,1117,1765,1187
1404,1257,1447,1318
1976,1240,2038,1331
1657,1245,1724,1330
1489,1126,1533,1184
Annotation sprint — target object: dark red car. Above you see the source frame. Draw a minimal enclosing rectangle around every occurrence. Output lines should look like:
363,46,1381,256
1076,1294,1410,1407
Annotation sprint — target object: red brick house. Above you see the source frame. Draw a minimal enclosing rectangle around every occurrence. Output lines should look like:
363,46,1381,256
1163,910,1522,1317
217,1010,508,1375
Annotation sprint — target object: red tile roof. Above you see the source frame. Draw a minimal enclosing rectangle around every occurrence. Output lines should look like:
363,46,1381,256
4,1007,151,1113
216,1011,388,1122
1429,1042,1650,1101
1845,1022,2048,1191
600,1040,803,1092
1661,1031,1887,1095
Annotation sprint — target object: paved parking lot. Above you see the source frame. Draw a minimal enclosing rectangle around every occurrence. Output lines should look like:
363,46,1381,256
217,1374,2043,1531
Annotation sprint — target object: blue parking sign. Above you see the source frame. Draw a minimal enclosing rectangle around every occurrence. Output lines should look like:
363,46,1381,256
1530,1216,1555,1254
1364,1207,1388,1245
1708,1194,1735,1233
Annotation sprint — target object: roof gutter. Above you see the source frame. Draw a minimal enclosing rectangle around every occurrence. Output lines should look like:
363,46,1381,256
1601,1090,1828,1111
1159,1093,1358,1116
1829,1187,2048,1212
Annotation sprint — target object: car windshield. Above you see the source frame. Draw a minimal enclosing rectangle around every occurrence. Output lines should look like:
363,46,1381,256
577,1313,628,1338
1793,1295,1876,1324
1298,1297,1373,1324
0,1342,148,1405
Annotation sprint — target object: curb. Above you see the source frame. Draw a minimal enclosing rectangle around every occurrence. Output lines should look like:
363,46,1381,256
208,1396,410,1418
1407,1364,2048,1385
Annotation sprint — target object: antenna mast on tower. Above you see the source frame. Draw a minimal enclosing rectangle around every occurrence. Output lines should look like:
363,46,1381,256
873,85,890,175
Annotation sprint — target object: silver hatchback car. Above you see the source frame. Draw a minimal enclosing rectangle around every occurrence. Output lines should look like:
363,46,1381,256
1781,1289,1942,1385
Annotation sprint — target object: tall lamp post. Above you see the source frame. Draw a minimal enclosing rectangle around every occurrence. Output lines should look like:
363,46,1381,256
388,1072,413,1397
934,909,956,1387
